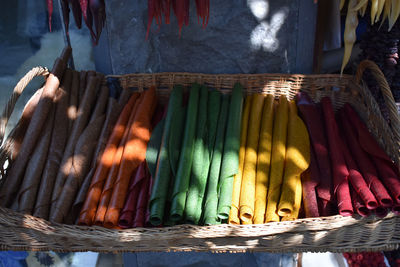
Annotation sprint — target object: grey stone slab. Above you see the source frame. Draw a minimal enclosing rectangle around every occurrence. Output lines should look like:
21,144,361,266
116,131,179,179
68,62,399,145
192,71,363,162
105,0,309,75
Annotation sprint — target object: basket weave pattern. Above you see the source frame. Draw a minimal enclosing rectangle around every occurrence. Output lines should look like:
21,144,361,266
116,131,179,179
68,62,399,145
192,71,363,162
0,63,399,252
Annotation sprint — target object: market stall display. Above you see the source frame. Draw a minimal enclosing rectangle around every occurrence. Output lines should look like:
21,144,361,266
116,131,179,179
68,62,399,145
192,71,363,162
0,47,399,251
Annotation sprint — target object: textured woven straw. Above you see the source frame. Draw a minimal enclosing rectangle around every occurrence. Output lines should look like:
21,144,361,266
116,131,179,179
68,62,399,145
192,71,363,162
0,60,399,253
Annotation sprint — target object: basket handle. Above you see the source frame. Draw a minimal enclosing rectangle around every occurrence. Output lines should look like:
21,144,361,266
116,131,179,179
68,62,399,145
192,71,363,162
0,66,49,145
355,60,400,145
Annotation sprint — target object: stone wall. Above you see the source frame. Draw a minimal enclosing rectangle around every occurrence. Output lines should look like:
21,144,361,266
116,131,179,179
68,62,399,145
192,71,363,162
98,0,317,74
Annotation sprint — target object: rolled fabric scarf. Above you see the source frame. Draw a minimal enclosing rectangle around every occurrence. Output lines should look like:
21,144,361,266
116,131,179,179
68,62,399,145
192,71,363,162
350,184,371,217
78,71,87,107
7,87,43,160
203,95,229,225
338,107,393,208
170,84,200,222
321,97,353,216
132,166,151,228
281,178,302,221
343,104,400,204
118,162,146,228
104,86,156,228
278,101,310,217
17,105,55,214
217,83,243,220
50,75,101,216
33,74,72,220
77,92,140,225
265,95,289,223
149,86,184,226
0,56,68,207
229,94,252,225
95,93,144,226
71,90,132,222
50,113,106,223
253,94,274,224
68,70,78,134
239,93,264,224
296,92,332,216
337,116,378,210
185,86,209,224
302,149,320,218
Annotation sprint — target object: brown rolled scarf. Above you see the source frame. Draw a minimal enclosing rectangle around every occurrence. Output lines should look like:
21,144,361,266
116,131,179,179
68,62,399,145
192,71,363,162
16,105,56,214
0,52,69,207
33,71,72,220
70,89,133,222
68,70,80,134
50,114,106,223
49,75,101,218
78,71,87,107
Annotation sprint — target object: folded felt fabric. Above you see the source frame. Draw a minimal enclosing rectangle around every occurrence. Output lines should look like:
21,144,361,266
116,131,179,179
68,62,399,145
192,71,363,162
104,86,156,228
185,86,209,224
265,95,288,223
281,177,302,221
17,105,55,214
132,165,151,228
77,92,140,225
149,86,185,226
118,162,146,228
343,104,400,204
321,97,353,216
78,71,87,107
253,94,274,224
51,113,106,223
229,94,252,225
0,57,67,208
95,93,144,226
338,107,393,208
302,149,320,218
50,76,101,218
239,94,264,224
350,184,371,217
278,100,310,217
337,117,378,211
296,92,332,216
7,87,43,160
71,89,132,222
203,95,229,225
68,70,78,134
217,83,243,220
170,84,200,222
33,74,72,220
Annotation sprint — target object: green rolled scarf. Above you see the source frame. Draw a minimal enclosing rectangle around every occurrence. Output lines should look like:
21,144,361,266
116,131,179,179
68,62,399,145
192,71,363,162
217,83,243,220
203,95,229,225
170,84,200,222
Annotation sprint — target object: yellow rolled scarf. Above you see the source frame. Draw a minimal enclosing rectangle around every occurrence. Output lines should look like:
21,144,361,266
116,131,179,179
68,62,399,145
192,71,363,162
265,95,289,223
253,95,274,224
239,94,265,224
229,95,252,224
278,101,310,218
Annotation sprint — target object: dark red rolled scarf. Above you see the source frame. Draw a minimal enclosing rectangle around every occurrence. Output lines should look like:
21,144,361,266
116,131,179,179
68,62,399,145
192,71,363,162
343,103,400,203
321,97,353,216
117,165,144,229
337,114,378,210
350,184,371,217
338,107,393,208
132,163,151,228
301,149,320,218
297,92,333,216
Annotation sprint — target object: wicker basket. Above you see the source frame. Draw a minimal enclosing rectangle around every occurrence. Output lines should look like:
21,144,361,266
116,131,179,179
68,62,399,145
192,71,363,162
0,60,399,253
